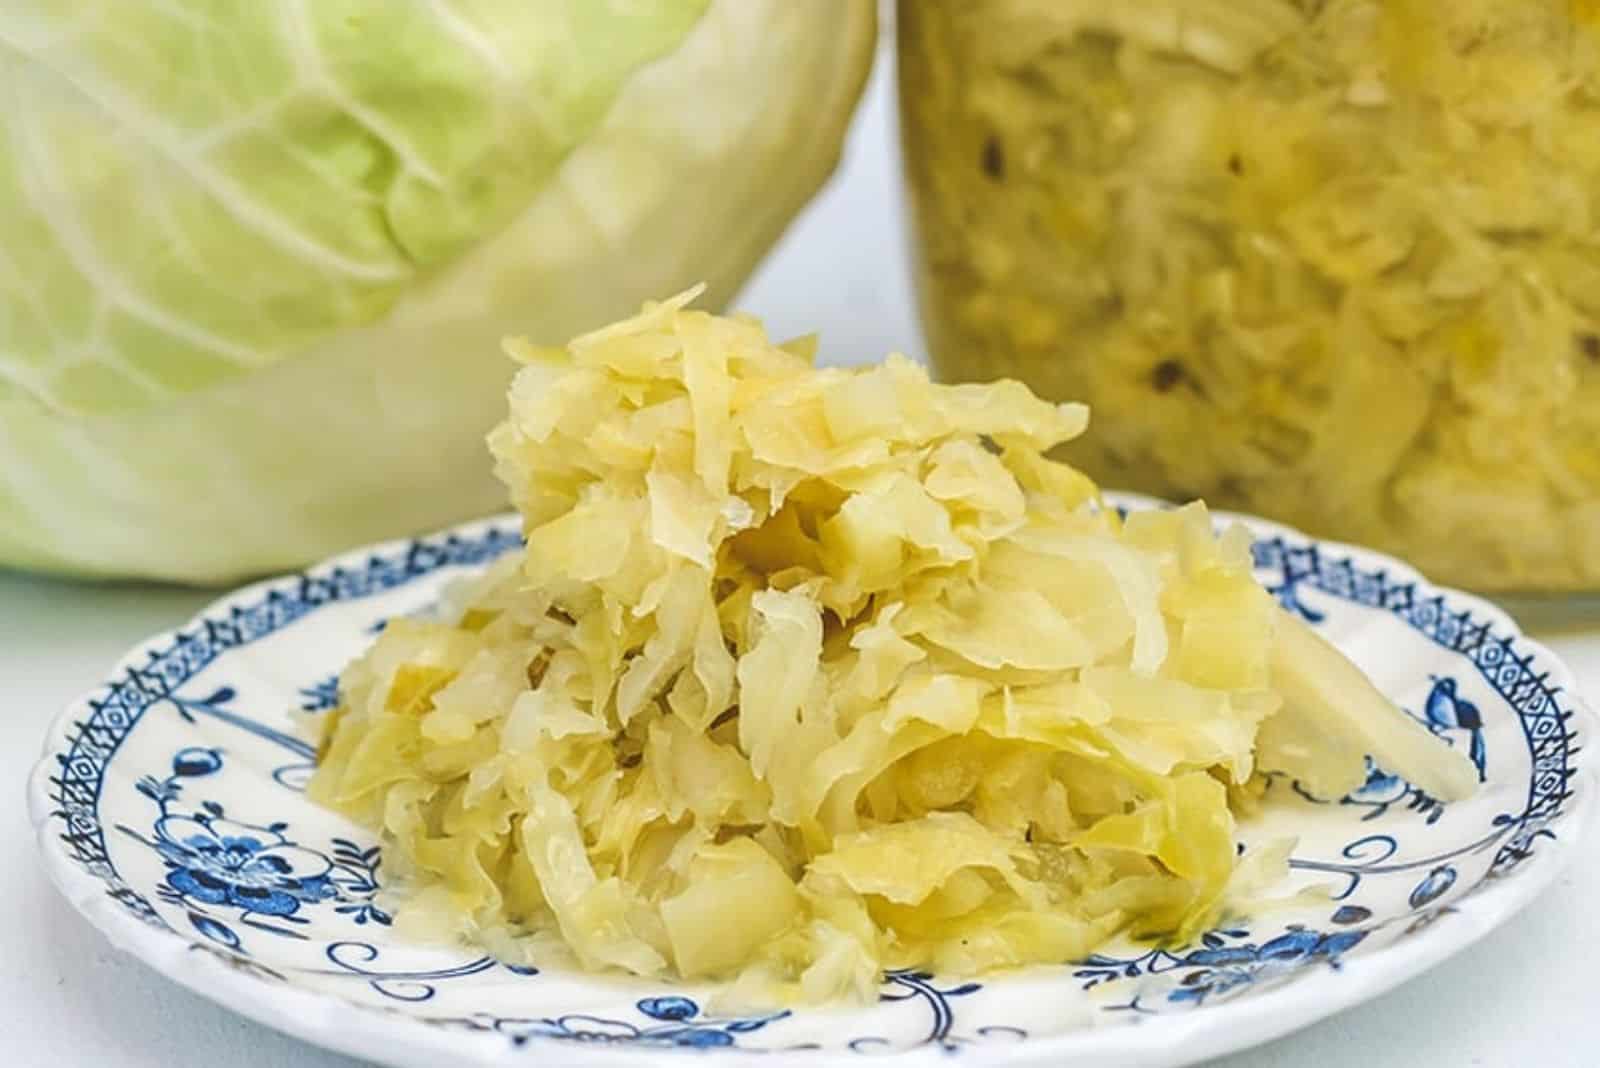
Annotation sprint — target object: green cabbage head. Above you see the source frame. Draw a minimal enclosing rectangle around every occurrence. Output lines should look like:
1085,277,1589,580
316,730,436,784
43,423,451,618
0,0,875,583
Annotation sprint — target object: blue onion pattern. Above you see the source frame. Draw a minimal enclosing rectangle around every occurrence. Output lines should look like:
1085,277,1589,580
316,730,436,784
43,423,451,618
1409,866,1459,910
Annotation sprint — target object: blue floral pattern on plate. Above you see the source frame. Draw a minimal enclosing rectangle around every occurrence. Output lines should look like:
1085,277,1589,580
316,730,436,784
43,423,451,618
117,746,389,944
433,993,790,1050
27,504,1597,1067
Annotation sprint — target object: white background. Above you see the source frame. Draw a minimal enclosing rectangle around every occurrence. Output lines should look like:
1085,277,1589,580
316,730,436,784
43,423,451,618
8,34,1598,1068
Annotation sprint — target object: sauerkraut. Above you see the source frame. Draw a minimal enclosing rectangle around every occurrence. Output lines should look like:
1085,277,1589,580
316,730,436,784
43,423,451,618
900,0,1600,592
307,291,1475,1004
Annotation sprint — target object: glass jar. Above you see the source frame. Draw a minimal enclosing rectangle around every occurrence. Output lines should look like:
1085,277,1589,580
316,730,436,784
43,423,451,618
898,0,1600,594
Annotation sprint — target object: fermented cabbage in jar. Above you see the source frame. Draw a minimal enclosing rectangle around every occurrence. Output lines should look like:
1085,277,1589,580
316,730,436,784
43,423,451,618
900,0,1600,592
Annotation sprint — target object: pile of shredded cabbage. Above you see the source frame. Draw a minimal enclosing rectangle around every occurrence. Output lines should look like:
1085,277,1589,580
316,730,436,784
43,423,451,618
900,0,1600,591
308,290,1475,1003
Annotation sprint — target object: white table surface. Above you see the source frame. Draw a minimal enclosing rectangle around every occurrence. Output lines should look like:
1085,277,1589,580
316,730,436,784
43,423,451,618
10,45,1599,1068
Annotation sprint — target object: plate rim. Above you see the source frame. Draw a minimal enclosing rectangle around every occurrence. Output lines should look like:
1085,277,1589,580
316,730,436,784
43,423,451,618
27,498,1599,1068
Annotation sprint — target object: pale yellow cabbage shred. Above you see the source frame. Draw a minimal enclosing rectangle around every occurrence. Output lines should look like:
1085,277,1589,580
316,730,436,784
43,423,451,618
901,0,1600,591
308,292,1473,1003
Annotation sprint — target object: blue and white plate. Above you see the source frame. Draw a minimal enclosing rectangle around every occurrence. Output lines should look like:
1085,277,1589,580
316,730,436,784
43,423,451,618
28,497,1597,1068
